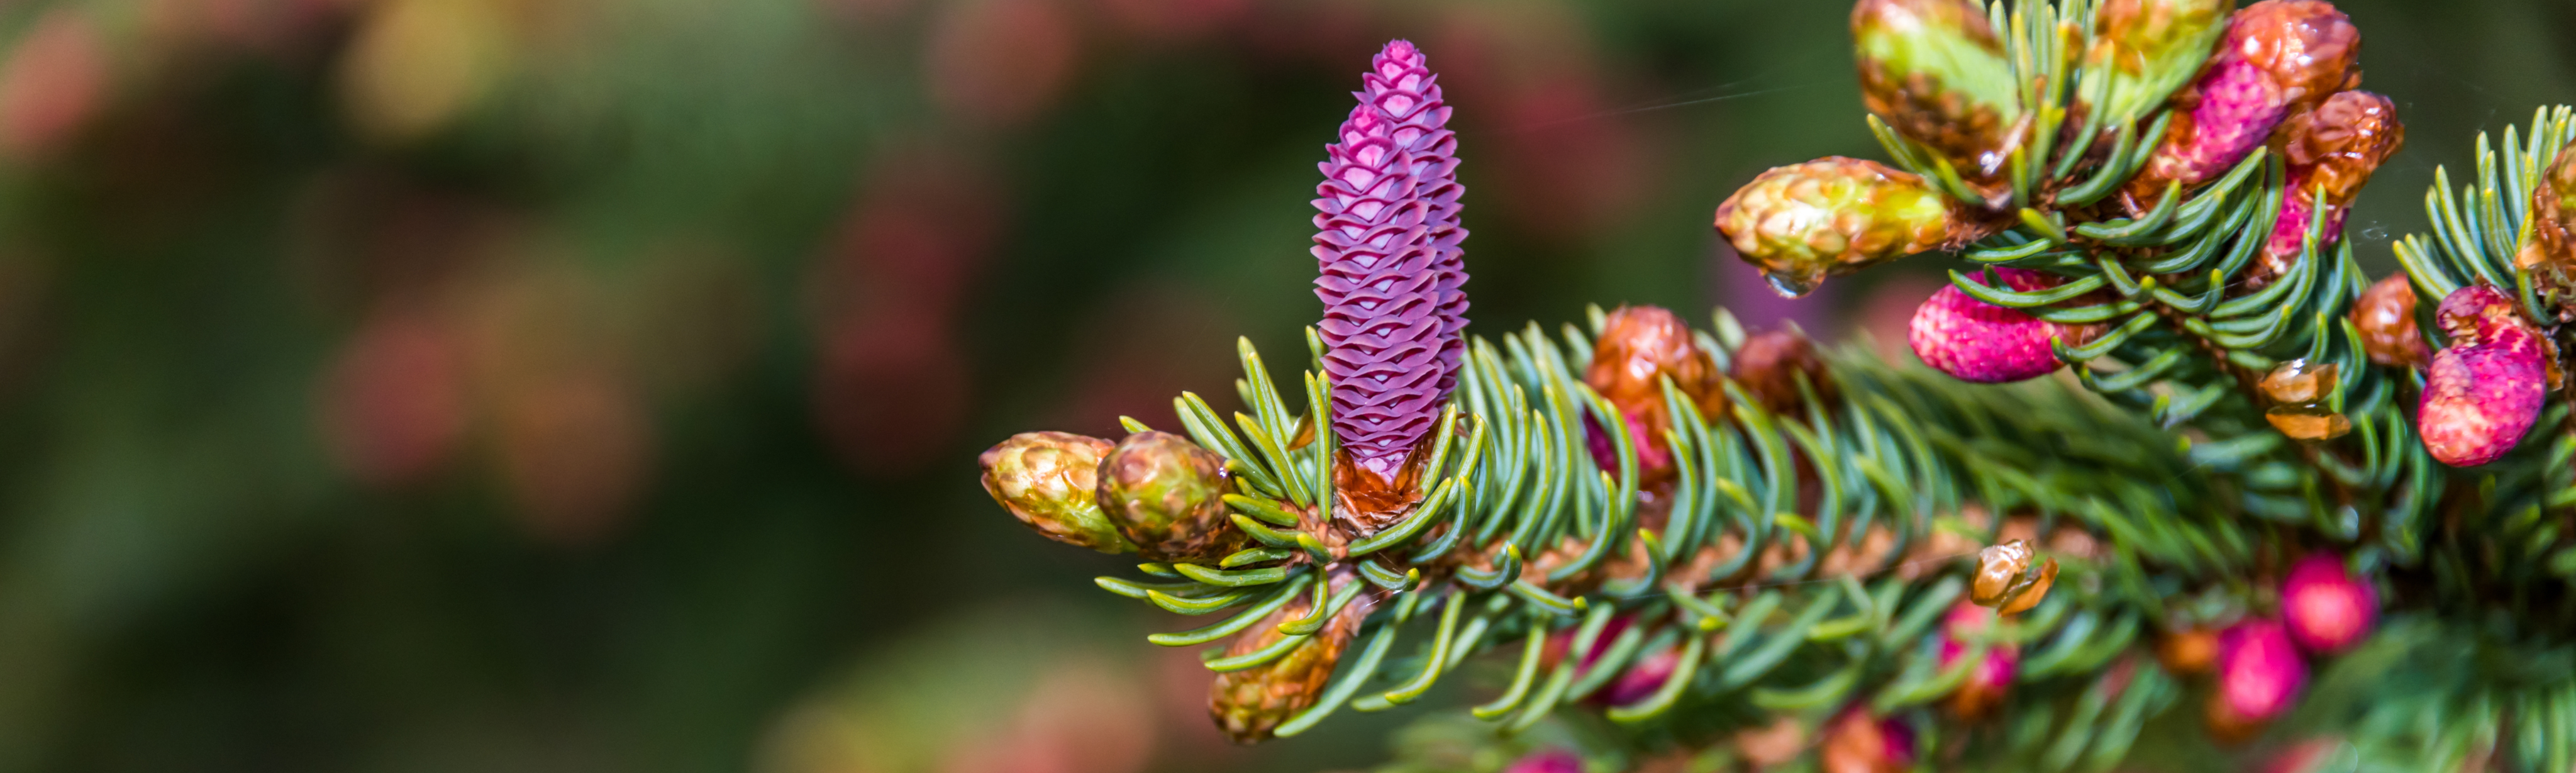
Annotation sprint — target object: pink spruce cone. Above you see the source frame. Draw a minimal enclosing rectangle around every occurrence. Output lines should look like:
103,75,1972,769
2210,618,2307,731
2280,553,2376,653
2419,285,2548,467
1909,267,2084,383
2128,0,2360,204
1938,599,2018,718
1313,40,1468,486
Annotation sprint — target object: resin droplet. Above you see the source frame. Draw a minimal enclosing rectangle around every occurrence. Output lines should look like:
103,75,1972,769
2264,406,2353,442
1970,538,2058,614
2257,359,2338,406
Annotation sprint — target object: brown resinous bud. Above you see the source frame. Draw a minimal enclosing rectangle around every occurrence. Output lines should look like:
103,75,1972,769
1584,305,1723,488
2350,272,2431,369
1732,327,1839,416
1716,157,1983,298
980,431,1136,553
2249,90,2403,289
1097,431,1247,562
1209,574,1374,743
2518,143,2576,321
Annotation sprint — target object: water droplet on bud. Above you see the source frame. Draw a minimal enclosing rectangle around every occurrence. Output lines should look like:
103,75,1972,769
1762,270,1820,299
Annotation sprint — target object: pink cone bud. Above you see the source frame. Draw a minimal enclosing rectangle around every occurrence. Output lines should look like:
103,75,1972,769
2129,0,2360,203
1504,748,1584,773
2419,285,2548,467
1908,267,2084,383
2280,554,2377,653
1939,599,2018,718
1596,644,1679,706
2213,618,2307,728
1313,40,1468,490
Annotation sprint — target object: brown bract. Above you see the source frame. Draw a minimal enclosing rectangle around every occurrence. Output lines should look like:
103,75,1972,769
1333,442,1428,537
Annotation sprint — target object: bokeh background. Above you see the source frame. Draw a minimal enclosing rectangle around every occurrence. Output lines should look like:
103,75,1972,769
0,0,2561,770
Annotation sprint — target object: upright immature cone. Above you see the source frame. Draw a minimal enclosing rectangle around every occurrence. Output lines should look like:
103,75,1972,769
1096,431,1246,562
1852,0,2021,186
1716,157,1970,298
1313,40,1468,504
2128,0,2360,204
1208,574,1374,743
980,431,1135,553
2419,285,2549,467
2083,0,2236,129
2251,90,2402,287
2516,143,2576,320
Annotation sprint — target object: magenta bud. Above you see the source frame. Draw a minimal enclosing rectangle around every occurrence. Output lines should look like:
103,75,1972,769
2130,0,2359,201
2419,285,2548,467
1597,645,1679,706
1908,267,2082,383
1938,599,2018,718
2280,554,2377,653
1504,748,1584,773
2216,618,2307,723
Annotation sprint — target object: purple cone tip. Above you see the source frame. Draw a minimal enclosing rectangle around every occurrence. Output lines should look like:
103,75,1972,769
1313,40,1468,482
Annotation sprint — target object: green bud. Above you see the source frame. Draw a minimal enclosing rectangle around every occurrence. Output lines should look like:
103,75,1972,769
1097,431,1245,562
979,431,1136,554
1714,157,1971,298
2084,0,2234,127
1853,0,2023,181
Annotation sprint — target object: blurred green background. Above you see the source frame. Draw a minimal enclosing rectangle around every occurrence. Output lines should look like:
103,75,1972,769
0,0,2560,770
